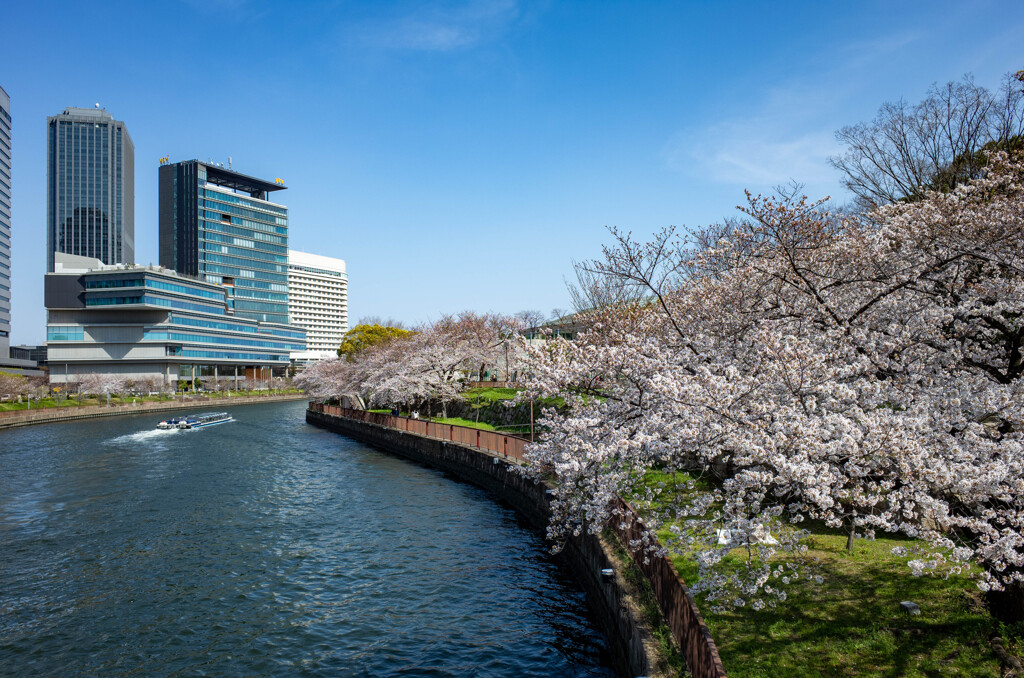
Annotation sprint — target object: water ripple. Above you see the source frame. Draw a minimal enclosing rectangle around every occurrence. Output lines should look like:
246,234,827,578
0,401,613,677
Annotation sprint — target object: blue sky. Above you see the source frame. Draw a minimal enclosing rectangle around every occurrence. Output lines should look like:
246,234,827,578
4,0,1023,344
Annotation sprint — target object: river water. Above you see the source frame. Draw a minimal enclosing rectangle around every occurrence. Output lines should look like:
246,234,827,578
0,400,614,676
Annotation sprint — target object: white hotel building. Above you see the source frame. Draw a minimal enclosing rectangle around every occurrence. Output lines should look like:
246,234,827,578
287,250,348,363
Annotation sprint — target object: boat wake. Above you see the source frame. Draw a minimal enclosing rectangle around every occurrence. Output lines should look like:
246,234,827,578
106,428,182,446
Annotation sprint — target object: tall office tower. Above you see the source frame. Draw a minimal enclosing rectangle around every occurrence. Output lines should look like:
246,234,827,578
287,250,348,362
0,86,11,360
0,87,40,375
46,106,135,272
159,160,291,325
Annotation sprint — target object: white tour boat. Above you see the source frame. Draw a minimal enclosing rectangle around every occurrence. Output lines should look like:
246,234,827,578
156,412,233,430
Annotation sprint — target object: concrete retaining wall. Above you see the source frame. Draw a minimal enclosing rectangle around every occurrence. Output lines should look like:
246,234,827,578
307,408,672,678
0,394,308,430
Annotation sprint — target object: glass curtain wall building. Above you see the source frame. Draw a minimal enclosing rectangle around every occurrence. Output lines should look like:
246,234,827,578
0,86,11,360
46,106,134,272
159,160,290,325
45,255,305,387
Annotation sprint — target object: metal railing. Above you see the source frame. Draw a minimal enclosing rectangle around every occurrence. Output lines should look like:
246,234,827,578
613,497,728,678
310,403,528,462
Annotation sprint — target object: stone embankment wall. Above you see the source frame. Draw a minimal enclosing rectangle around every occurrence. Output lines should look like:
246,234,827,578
307,407,723,678
0,394,308,430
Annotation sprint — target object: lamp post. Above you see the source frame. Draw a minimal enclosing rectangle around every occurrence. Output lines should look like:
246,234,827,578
530,399,534,443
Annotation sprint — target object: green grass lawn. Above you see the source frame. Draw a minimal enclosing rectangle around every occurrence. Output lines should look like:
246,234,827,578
631,470,1023,677
429,416,499,430
460,385,567,416
1,398,84,410
460,386,519,403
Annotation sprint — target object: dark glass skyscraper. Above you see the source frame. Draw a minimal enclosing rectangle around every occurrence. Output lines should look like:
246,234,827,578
159,160,291,324
46,106,134,272
0,86,11,359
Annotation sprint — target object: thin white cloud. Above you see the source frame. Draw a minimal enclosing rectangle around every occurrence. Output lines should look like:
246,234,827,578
353,0,520,52
662,29,929,198
664,80,846,197
665,122,841,192
836,30,922,67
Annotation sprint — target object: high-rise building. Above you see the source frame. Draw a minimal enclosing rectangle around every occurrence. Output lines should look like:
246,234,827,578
159,160,291,325
287,250,348,362
0,86,11,361
0,87,43,375
46,106,134,272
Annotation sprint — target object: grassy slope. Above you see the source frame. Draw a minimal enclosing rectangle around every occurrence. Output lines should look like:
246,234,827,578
634,470,1021,677
430,416,498,430
461,386,566,409
460,386,519,403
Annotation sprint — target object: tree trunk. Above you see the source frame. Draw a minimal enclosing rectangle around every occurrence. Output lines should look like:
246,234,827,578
987,579,1024,623
846,518,856,553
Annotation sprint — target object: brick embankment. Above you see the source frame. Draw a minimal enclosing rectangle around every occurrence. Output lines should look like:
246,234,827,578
306,407,677,678
0,394,308,430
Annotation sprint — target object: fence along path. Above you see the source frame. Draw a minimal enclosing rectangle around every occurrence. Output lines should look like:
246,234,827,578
311,404,528,461
614,497,728,678
309,402,728,678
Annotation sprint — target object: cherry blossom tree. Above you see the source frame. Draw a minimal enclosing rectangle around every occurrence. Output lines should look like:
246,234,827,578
79,373,127,406
0,370,26,398
299,312,531,414
521,154,1024,620
135,376,163,396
